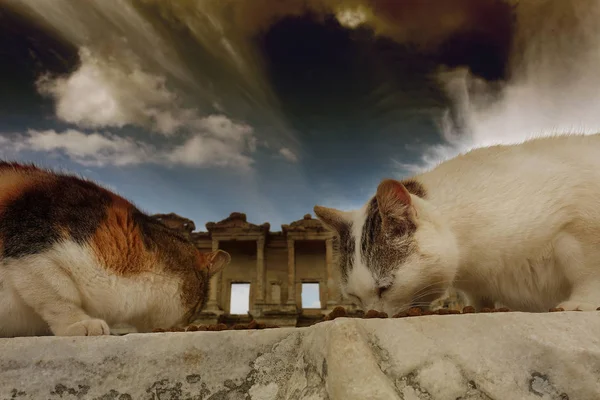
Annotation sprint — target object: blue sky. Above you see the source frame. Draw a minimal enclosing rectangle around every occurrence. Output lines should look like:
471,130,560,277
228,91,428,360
230,283,320,314
2,0,599,231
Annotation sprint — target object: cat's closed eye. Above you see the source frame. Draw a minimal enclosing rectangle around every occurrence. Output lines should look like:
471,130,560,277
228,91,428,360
377,285,391,298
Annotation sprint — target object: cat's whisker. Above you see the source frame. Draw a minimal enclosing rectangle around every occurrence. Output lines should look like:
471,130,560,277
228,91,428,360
411,282,450,297
410,283,457,299
412,290,448,302
393,301,432,312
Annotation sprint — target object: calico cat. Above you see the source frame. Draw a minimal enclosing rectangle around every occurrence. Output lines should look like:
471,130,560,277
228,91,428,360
314,133,600,315
0,162,230,337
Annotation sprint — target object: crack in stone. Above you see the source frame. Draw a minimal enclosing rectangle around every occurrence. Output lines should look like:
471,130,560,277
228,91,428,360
395,372,434,400
364,332,405,398
364,333,496,400
366,335,391,371
206,330,328,400
455,380,495,400
287,353,327,399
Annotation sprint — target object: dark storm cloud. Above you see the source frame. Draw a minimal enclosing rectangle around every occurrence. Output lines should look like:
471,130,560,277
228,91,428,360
3,0,600,193
424,0,600,171
1,0,513,149
133,0,515,81
0,6,78,123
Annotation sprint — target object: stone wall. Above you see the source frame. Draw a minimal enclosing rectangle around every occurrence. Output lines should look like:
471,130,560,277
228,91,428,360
156,211,461,327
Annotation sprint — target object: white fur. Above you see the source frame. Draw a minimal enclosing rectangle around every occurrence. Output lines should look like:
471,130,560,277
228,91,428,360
0,240,188,337
346,203,385,311
344,133,600,314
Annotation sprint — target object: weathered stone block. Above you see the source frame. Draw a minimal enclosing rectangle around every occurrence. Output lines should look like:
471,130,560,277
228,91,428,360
1,312,599,399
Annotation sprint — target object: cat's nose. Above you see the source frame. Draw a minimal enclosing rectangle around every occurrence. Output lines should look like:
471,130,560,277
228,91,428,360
364,299,384,313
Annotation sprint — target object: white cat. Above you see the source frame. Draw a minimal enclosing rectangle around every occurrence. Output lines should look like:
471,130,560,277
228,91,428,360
314,133,600,315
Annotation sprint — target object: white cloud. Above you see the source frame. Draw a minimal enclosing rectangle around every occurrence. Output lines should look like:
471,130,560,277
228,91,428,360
3,122,257,170
35,48,259,147
167,134,254,170
31,45,263,170
8,129,153,167
335,6,369,29
399,1,600,174
193,115,254,143
37,47,187,135
279,147,298,163
168,113,258,169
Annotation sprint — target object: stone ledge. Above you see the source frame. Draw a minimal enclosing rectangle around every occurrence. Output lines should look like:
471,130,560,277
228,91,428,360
1,312,599,399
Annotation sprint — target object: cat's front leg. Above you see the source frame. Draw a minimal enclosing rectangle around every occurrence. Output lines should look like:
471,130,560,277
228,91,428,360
6,256,110,336
555,248,600,311
556,277,600,311
555,300,598,311
57,318,110,336
465,293,496,311
556,281,600,311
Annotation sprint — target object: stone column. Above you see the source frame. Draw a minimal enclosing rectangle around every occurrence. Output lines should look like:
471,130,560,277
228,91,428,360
255,236,266,303
206,239,220,310
325,238,337,306
287,238,296,305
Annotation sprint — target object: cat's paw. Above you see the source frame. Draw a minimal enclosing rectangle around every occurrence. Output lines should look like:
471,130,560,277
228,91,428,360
555,300,598,311
58,319,111,336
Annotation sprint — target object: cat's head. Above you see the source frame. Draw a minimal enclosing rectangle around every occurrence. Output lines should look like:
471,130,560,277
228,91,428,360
184,249,231,322
314,178,458,316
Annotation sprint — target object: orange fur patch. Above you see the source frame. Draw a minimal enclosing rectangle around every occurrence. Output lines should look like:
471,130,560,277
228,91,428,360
90,202,155,276
195,251,211,271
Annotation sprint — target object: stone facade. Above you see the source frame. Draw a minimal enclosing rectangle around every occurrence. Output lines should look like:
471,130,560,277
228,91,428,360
151,212,196,239
154,211,464,327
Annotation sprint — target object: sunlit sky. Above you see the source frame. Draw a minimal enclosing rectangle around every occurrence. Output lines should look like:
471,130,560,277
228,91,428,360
2,0,600,231
230,283,320,314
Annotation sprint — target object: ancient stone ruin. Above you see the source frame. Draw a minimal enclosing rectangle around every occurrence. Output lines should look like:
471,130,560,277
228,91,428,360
151,212,196,239
151,211,465,328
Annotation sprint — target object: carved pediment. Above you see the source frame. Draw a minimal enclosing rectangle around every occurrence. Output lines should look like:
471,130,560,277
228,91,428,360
282,214,329,233
152,212,196,236
190,231,211,241
206,212,270,234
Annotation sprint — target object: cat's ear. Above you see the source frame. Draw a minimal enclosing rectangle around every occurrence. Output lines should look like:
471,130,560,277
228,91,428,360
314,205,347,233
205,249,231,277
376,179,414,223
